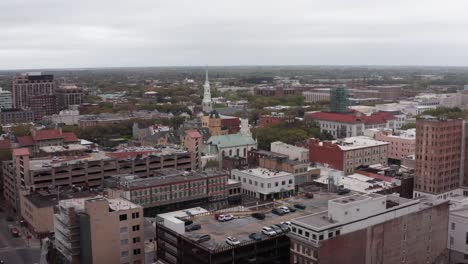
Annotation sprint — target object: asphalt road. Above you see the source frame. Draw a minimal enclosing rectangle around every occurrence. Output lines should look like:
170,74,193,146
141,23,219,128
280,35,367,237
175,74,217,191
0,207,40,264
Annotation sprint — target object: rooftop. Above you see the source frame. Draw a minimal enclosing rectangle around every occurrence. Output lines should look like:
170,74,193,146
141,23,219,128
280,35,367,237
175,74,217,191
106,169,226,190
59,196,140,212
207,133,256,148
176,192,343,250
24,189,98,208
234,167,293,179
306,111,396,125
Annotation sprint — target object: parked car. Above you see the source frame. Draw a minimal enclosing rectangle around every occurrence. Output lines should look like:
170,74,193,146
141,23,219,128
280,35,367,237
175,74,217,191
275,223,290,233
278,206,290,213
287,206,296,213
251,213,266,220
225,236,241,246
248,232,263,241
272,208,285,216
261,226,277,236
270,225,283,235
293,203,306,210
192,234,211,243
185,224,201,232
338,188,351,195
10,227,20,237
217,214,234,222
280,221,291,229
305,192,314,199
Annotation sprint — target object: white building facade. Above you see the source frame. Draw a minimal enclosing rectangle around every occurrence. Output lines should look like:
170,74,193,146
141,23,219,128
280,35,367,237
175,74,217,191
231,168,295,200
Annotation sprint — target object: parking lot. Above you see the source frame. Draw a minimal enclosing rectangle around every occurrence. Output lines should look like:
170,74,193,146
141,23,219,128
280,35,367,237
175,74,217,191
186,191,344,250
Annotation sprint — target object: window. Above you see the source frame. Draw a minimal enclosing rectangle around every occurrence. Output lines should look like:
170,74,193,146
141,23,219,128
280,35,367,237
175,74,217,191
281,181,285,185
119,214,127,221
121,250,129,257
450,236,454,245
319,234,324,240
133,237,141,243
120,227,128,234
305,232,310,238
289,179,293,184
336,230,340,236
275,182,279,187
466,232,468,245
132,212,140,219
133,248,141,255
328,232,333,238
298,229,303,235
312,234,317,240
121,239,128,245
451,222,456,230
132,225,140,231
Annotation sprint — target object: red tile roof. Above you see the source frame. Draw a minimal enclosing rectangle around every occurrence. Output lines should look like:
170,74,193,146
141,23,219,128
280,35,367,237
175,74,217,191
306,112,358,124
62,132,79,143
33,129,62,141
17,136,36,146
186,130,202,139
306,111,396,125
0,139,11,150
12,148,29,156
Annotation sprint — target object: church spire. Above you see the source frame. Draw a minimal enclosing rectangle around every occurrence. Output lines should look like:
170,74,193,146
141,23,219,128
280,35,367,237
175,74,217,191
202,67,212,113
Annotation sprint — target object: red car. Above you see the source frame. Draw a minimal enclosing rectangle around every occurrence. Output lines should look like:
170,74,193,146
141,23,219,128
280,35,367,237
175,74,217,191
305,192,314,199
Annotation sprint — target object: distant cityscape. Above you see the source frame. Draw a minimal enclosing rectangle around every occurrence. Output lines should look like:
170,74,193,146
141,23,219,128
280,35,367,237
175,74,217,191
0,66,467,264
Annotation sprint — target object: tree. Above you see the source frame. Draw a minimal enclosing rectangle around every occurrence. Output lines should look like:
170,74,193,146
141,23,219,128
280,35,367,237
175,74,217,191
12,124,32,137
400,123,416,130
204,159,219,169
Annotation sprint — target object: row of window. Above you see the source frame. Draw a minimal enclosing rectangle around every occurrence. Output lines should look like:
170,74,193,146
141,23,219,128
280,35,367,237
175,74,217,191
120,236,141,245
120,248,141,257
119,212,140,221
236,176,293,188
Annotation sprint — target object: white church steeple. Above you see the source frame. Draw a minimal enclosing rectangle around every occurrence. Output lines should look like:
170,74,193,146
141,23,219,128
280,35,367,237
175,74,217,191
202,68,213,113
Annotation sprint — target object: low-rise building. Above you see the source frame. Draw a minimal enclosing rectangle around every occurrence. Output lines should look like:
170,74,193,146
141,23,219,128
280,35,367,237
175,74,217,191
201,111,240,136
0,108,34,125
309,136,388,174
205,133,257,163
104,169,229,215
303,89,330,103
374,129,416,163
258,113,294,128
231,168,295,200
54,196,144,264
288,194,449,264
271,141,309,162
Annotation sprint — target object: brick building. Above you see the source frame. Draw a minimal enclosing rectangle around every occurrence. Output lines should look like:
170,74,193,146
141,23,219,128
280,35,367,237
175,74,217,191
309,136,388,174
29,94,58,121
0,108,34,124
414,117,464,198
104,169,229,215
258,113,294,128
374,129,416,164
288,194,449,264
201,111,240,136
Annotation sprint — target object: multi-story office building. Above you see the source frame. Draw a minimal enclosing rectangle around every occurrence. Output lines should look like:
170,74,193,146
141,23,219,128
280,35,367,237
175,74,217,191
29,94,58,120
288,194,449,264
231,168,295,200
54,196,144,264
0,108,34,125
309,136,388,175
12,72,55,109
105,169,229,215
55,84,84,110
414,117,463,198
0,88,13,109
3,146,194,212
271,141,309,162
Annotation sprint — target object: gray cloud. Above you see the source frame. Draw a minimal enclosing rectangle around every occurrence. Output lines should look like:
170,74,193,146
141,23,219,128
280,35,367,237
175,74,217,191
1,0,468,69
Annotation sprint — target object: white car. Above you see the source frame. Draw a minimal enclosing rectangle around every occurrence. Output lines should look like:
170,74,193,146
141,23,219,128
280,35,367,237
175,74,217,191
279,206,290,213
261,226,277,236
218,214,234,222
225,236,241,246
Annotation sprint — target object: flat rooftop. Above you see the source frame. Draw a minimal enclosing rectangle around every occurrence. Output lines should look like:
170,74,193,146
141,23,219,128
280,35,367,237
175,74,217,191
25,189,98,208
29,151,112,171
332,136,389,151
59,196,140,212
182,192,344,250
235,168,293,179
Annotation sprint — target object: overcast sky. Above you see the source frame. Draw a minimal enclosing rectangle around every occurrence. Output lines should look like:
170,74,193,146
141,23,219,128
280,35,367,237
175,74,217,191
1,0,468,69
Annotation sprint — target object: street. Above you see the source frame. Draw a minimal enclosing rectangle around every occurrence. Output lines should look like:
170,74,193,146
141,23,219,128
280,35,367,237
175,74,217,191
0,206,40,264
